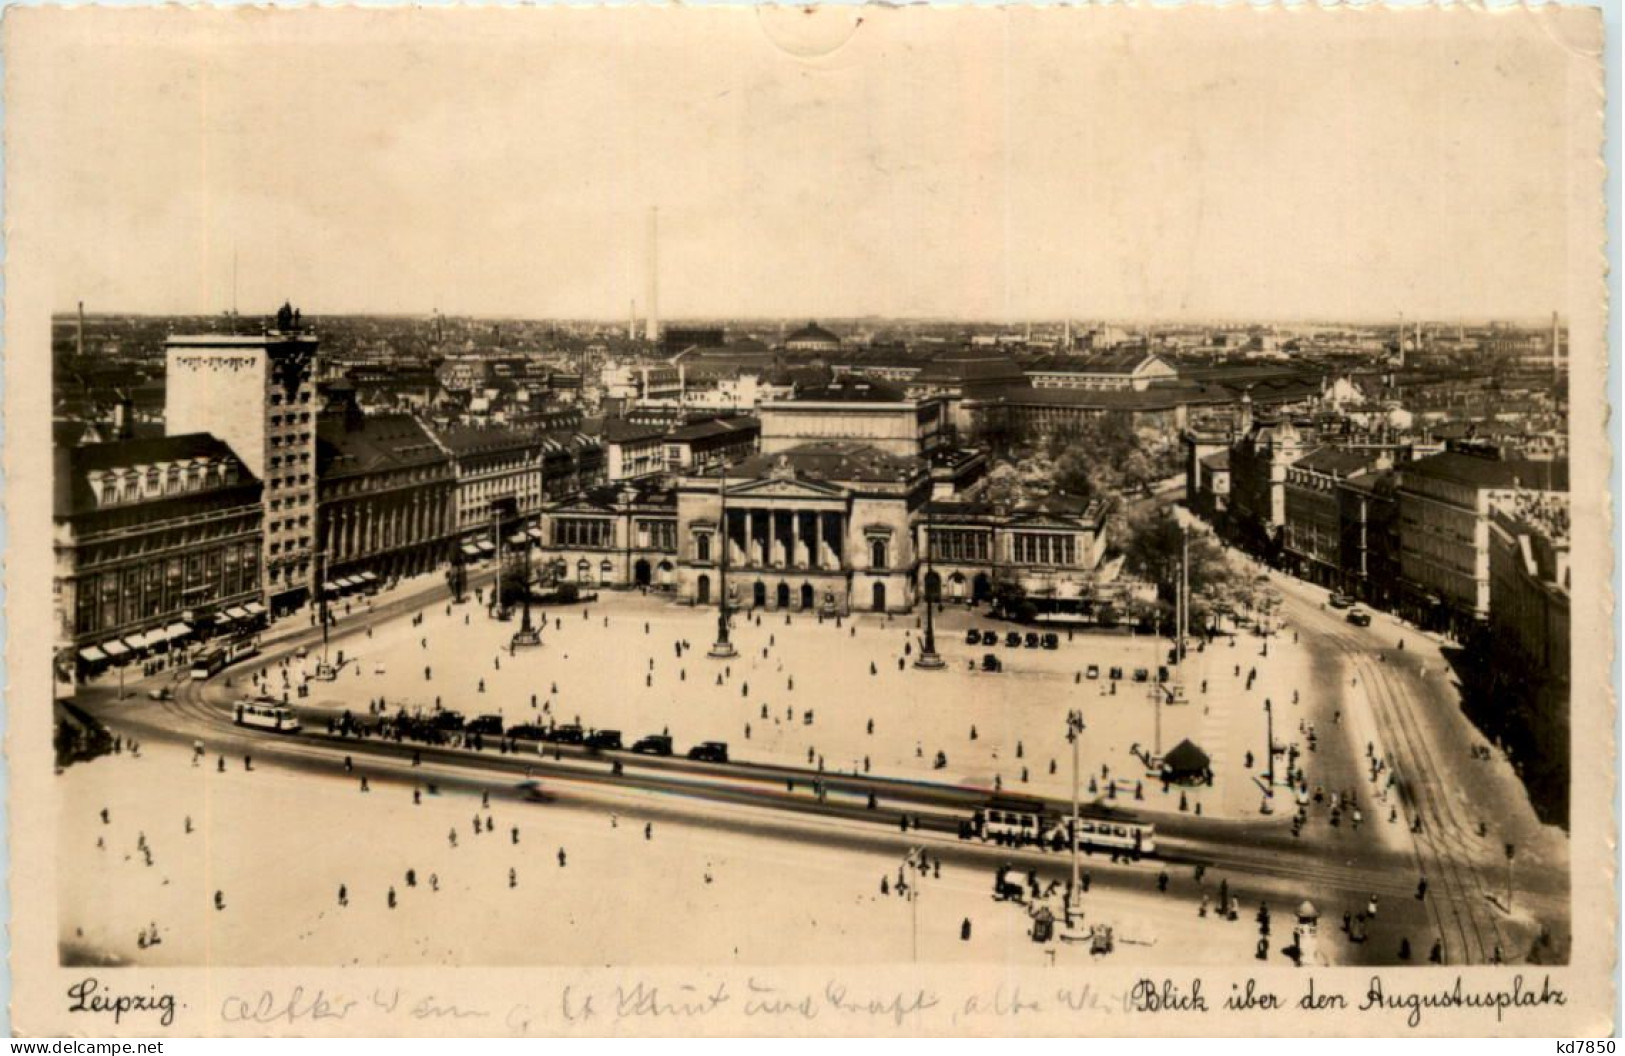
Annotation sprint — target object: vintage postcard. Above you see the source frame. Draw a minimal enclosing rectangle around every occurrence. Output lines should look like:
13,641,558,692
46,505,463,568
4,3,1612,1037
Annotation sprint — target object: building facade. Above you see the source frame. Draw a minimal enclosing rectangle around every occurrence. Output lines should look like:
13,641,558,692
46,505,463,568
315,407,456,584
55,434,264,673
1336,468,1400,607
662,416,761,475
917,495,1112,608
432,424,548,542
1283,448,1388,587
166,321,320,611
537,479,680,590
1227,417,1308,558
675,443,929,614
759,380,944,458
1488,493,1570,683
1395,448,1567,635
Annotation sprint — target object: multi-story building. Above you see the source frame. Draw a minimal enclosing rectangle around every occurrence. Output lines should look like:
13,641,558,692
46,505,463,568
54,434,264,677
783,321,842,356
662,416,761,475
541,430,606,499
1395,446,1568,636
588,418,669,481
675,442,929,614
432,424,548,542
1283,448,1389,587
315,402,456,584
759,379,944,458
917,494,1112,608
165,314,320,612
1488,491,1570,682
1337,468,1400,607
537,479,680,590
1226,415,1308,559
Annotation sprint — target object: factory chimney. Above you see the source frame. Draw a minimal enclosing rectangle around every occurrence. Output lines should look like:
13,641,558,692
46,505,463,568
644,207,660,345
76,300,85,358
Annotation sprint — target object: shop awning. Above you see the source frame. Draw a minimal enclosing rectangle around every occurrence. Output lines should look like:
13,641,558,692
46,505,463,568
477,540,495,553
79,646,107,663
132,630,162,650
508,532,528,546
101,639,130,658
242,602,267,617
322,581,340,594
215,612,236,626
460,543,481,557
527,527,544,539
165,622,193,640
359,571,379,582
225,606,251,621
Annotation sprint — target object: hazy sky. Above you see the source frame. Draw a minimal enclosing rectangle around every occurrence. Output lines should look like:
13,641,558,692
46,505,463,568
11,6,1595,322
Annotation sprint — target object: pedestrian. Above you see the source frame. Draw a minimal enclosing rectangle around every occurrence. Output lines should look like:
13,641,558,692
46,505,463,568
509,868,518,889
961,918,972,941
387,887,397,910
406,869,417,887
512,826,519,845
338,884,348,907
645,823,652,841
1430,939,1443,964
558,847,567,868
214,890,225,911
360,776,370,793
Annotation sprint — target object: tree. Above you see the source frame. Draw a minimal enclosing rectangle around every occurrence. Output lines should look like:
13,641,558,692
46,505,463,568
1121,508,1245,634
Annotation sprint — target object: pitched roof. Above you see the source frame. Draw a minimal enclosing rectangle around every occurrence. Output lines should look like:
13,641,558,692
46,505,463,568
316,414,446,479
665,416,761,442
56,432,256,518
1292,446,1382,478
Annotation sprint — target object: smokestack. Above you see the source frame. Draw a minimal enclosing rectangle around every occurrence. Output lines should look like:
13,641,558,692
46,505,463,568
76,301,85,358
645,207,660,345
629,300,637,342
1552,310,1561,370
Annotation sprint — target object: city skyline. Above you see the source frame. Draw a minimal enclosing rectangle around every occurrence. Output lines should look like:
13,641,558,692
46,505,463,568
18,7,1583,324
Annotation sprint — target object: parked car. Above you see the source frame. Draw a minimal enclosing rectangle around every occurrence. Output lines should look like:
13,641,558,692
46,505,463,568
981,631,998,646
431,711,466,732
631,734,673,756
1041,633,1059,650
1086,664,1100,680
1132,668,1150,683
1157,666,1169,683
146,687,173,701
585,729,623,751
505,723,548,740
1024,632,1040,649
981,654,1003,673
1346,608,1372,627
687,741,729,763
965,629,982,646
541,723,584,744
467,714,504,736
1109,666,1124,681
1004,632,1023,648
1329,592,1353,609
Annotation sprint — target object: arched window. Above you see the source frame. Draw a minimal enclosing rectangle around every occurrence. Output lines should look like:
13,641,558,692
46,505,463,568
600,559,614,585
870,539,887,569
696,534,712,563
576,559,590,583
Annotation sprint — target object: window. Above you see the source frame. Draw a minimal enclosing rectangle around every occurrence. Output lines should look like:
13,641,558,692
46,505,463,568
696,534,711,562
870,539,887,569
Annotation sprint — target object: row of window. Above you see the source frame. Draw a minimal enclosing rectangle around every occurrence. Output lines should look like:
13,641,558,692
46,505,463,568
269,412,312,427
73,544,260,636
267,391,313,406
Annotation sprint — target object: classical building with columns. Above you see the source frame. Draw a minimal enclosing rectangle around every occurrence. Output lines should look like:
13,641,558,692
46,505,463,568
675,441,929,614
537,479,679,590
315,402,456,585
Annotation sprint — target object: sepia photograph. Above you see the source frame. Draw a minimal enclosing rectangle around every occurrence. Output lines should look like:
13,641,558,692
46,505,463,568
4,2,1612,1037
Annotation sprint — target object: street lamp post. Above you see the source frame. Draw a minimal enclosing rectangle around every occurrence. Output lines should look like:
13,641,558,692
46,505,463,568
914,502,944,670
1066,710,1085,917
709,466,737,659
512,515,541,649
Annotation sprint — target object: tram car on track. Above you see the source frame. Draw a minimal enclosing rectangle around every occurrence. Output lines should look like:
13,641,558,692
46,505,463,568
971,794,1156,856
232,698,302,733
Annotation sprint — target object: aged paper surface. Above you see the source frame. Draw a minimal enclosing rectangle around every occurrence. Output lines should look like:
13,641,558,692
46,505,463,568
5,4,1611,1036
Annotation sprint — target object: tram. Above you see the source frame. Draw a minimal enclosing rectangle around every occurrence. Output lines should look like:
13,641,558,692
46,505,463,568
973,794,1157,856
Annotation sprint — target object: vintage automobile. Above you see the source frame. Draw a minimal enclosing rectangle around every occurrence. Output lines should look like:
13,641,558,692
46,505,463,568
981,654,1003,673
687,741,730,763
631,734,673,756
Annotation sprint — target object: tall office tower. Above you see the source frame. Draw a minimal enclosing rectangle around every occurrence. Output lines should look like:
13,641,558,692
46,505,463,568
165,305,320,613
